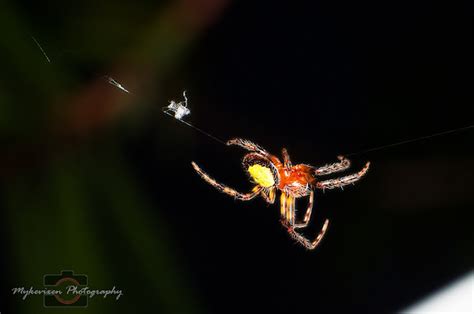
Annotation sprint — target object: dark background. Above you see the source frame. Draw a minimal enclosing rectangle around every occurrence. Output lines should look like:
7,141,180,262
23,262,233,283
0,1,472,313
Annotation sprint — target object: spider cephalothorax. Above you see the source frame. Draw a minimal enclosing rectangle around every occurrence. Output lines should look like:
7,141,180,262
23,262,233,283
192,138,370,250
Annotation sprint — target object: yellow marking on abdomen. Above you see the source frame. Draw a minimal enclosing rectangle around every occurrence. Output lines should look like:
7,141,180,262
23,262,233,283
248,164,275,187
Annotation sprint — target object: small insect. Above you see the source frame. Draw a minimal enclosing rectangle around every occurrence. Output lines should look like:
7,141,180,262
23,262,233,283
192,138,370,250
163,91,191,120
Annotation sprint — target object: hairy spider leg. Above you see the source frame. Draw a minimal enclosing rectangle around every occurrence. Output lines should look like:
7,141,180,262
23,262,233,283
261,188,276,204
315,156,351,176
278,193,294,225
280,193,287,220
287,219,330,250
282,148,292,168
294,190,314,229
191,162,262,200
280,192,329,250
287,194,295,225
226,138,270,157
316,162,370,190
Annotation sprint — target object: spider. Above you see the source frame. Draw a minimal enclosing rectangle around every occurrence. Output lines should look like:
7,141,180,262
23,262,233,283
192,138,370,250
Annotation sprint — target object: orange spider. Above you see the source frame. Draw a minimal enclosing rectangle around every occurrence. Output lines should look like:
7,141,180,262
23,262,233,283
192,138,370,250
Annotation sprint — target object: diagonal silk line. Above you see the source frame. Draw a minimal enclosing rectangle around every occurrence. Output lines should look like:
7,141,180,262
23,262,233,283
345,124,474,157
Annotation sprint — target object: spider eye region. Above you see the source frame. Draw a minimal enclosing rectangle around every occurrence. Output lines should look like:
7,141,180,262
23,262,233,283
248,164,275,187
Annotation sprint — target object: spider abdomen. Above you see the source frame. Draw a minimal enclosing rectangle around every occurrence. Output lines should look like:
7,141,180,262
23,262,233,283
242,153,281,188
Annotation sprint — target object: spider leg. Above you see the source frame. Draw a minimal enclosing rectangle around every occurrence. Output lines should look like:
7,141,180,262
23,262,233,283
279,192,328,249
192,162,262,200
261,187,276,204
316,162,370,190
287,219,330,250
314,156,351,176
226,138,269,156
282,148,292,168
279,193,295,226
280,193,287,220
293,190,314,229
287,195,295,225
